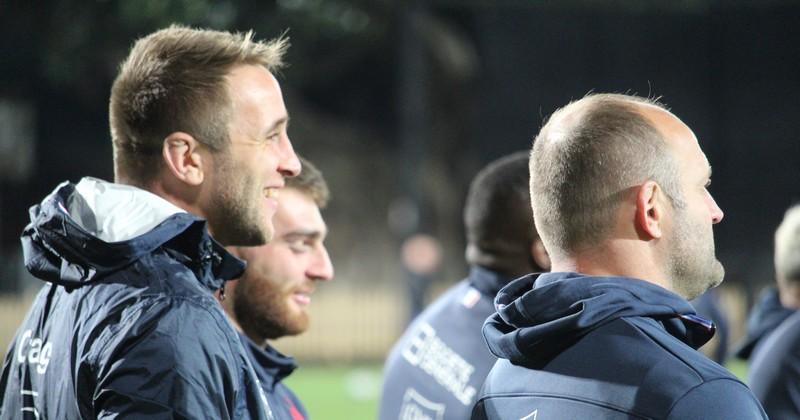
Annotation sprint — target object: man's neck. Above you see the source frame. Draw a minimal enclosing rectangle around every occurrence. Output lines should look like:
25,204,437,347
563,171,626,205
551,239,671,290
146,179,205,218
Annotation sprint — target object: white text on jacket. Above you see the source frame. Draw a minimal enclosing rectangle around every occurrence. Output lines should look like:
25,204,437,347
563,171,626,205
401,322,477,405
16,330,52,374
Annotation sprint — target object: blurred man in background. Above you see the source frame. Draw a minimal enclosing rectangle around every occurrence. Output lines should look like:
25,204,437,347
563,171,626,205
473,93,766,419
222,156,334,420
734,206,800,362
0,26,300,419
379,152,550,420
746,205,800,419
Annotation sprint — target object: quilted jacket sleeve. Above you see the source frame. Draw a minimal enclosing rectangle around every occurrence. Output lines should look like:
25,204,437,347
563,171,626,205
87,297,247,419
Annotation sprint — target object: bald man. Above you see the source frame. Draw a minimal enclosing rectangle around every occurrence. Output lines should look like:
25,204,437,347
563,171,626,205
473,94,766,419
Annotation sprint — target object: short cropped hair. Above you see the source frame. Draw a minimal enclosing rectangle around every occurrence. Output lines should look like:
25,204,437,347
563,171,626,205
110,25,288,186
530,93,684,259
464,151,536,275
287,156,330,209
775,205,800,283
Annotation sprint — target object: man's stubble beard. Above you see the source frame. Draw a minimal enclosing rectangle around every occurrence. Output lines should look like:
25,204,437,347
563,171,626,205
667,208,725,301
206,151,269,247
234,276,309,342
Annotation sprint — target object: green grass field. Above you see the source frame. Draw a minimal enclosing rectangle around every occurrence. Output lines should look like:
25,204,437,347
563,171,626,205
727,358,748,381
285,364,382,420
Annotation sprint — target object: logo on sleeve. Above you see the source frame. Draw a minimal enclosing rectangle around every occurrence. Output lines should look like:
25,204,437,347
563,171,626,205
461,287,481,309
520,409,538,420
399,388,445,420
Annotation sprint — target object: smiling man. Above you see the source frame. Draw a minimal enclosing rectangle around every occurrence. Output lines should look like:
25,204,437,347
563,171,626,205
223,156,334,420
0,26,300,420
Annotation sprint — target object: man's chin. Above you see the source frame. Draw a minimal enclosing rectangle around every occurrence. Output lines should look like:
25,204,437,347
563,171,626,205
710,261,725,288
262,322,306,340
688,262,725,300
235,225,271,247
283,314,310,337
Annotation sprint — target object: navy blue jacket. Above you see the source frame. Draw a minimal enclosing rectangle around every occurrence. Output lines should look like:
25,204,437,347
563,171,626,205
748,309,800,419
473,272,767,420
734,286,795,360
239,333,307,420
0,180,274,419
379,267,512,420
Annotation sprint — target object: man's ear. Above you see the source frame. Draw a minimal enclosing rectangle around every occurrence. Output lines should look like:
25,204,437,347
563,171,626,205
635,181,665,240
162,132,205,186
531,238,551,271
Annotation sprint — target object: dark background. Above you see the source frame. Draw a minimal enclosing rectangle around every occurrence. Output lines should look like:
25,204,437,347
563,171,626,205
1,0,799,304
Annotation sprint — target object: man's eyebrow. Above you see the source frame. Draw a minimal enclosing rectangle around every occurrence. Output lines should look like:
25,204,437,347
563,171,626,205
264,115,289,134
283,229,325,241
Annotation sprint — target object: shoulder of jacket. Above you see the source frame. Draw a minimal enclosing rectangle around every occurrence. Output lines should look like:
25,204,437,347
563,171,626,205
666,377,764,418
88,293,240,363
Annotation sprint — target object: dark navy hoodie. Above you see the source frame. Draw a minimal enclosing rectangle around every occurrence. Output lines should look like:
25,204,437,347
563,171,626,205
734,286,795,360
472,272,767,420
239,333,307,420
747,309,800,419
0,179,274,419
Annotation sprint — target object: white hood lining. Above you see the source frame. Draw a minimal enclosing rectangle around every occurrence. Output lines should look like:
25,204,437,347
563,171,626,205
72,177,185,243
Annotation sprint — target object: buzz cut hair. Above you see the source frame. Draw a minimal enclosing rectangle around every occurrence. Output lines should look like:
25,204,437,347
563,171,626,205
530,93,684,260
464,151,536,274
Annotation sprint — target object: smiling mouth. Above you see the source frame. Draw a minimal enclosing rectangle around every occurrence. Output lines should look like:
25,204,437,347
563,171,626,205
292,291,312,306
264,187,280,198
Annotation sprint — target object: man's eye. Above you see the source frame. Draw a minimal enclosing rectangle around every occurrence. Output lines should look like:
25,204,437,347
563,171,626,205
289,241,310,252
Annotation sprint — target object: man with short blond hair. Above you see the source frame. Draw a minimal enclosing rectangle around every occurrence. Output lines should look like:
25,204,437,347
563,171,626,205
734,206,800,362
747,205,800,419
473,93,766,419
1,26,300,419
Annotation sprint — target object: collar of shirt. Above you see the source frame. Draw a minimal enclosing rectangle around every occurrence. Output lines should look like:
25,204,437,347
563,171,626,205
239,332,298,391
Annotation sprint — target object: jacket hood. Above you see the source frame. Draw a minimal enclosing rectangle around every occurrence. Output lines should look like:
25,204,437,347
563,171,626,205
21,178,244,289
483,272,715,366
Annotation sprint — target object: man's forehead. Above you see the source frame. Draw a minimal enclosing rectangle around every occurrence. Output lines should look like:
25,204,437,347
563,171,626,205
275,189,327,234
637,105,701,148
635,103,682,132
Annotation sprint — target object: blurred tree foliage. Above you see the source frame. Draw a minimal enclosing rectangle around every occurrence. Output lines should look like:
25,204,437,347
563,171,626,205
1,0,395,104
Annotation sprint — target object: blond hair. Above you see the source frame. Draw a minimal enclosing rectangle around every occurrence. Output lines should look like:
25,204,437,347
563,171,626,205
775,205,800,283
109,25,288,186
